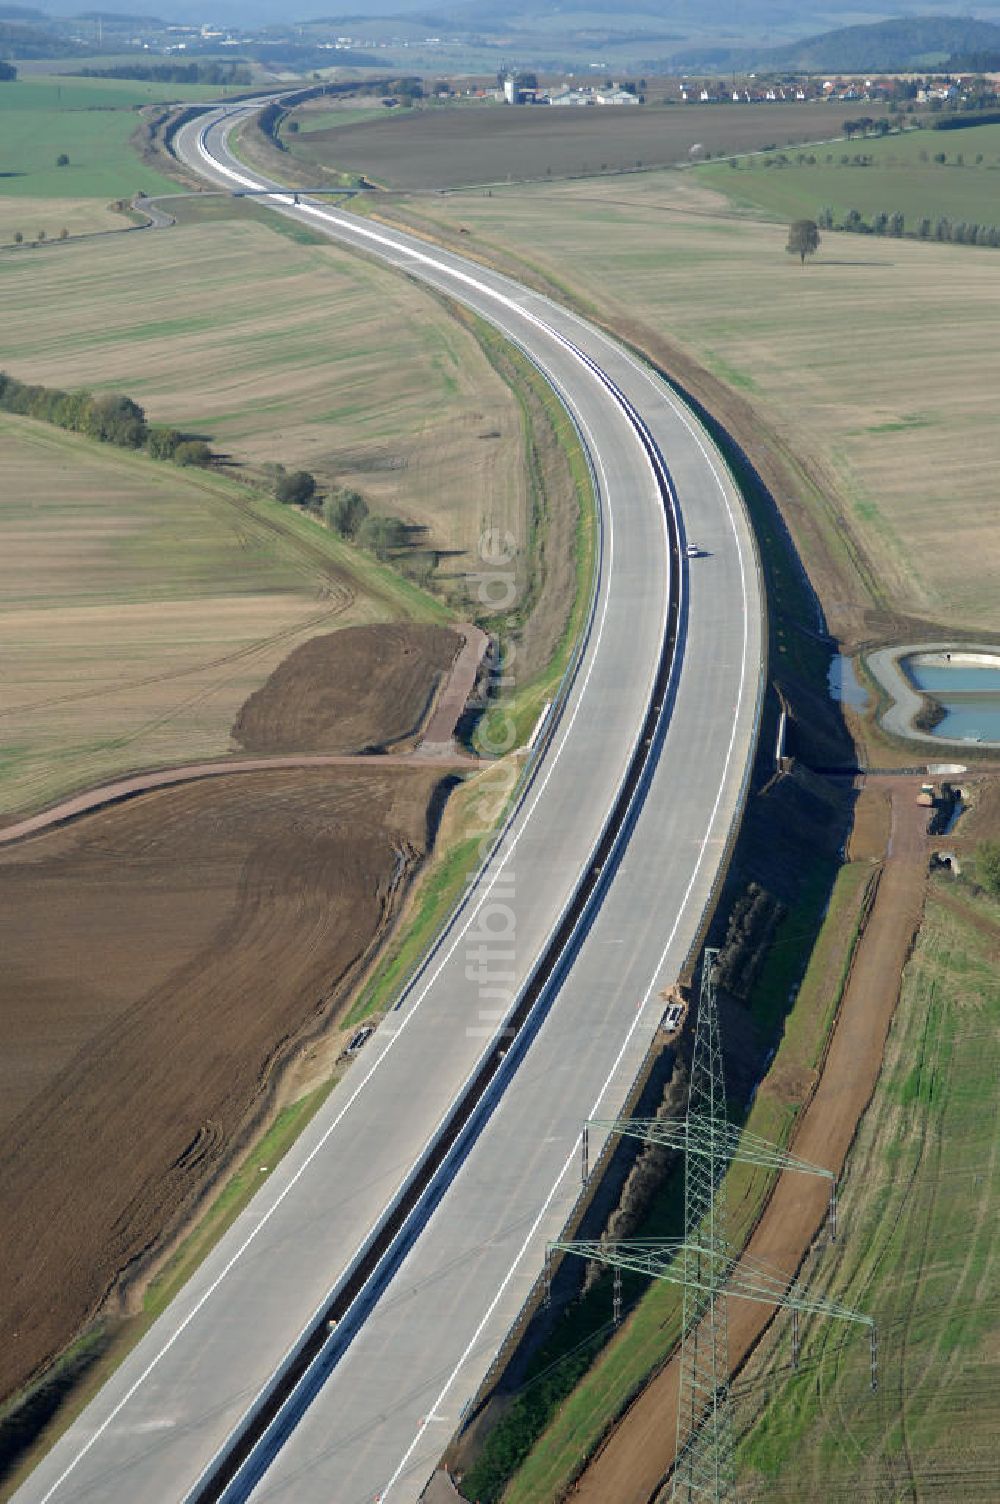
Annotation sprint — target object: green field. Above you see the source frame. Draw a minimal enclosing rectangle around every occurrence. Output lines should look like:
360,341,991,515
734,878,1000,1500
0,76,192,198
696,120,1000,230
288,106,386,136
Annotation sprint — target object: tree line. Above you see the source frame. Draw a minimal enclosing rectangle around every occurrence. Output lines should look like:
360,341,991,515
0,373,213,466
74,61,252,85
1,370,433,583
816,205,1000,245
267,464,430,578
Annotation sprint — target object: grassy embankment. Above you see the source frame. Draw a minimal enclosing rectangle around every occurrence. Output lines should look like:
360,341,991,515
734,863,1000,1501
695,119,1000,230
343,312,598,1031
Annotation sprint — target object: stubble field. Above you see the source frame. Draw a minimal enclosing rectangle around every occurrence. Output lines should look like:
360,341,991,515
0,214,535,813
383,168,1000,640
0,219,527,564
0,411,434,816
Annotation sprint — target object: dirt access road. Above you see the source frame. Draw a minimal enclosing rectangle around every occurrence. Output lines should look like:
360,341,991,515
570,781,931,1503
0,625,487,848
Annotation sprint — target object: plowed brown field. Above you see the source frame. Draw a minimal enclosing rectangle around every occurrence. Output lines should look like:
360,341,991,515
0,763,446,1406
232,624,462,754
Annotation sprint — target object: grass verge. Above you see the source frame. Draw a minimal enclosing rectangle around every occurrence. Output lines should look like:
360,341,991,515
467,320,598,751
345,314,598,1030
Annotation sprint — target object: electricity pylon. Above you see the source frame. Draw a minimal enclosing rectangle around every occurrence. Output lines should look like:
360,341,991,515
549,949,875,1504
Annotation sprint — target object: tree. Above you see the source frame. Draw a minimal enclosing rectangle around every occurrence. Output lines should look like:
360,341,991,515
358,514,406,560
12,230,22,245
174,439,212,467
324,487,368,537
872,210,889,235
85,393,147,448
147,426,183,460
56,153,69,167
59,226,69,240
978,840,1000,897
917,217,932,239
889,211,904,237
275,469,317,506
786,219,820,264
817,205,834,230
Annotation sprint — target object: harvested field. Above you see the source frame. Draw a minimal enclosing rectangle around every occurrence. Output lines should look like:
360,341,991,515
232,623,463,754
390,170,1000,640
0,197,129,244
0,219,527,575
0,763,448,1408
285,102,877,192
0,412,431,816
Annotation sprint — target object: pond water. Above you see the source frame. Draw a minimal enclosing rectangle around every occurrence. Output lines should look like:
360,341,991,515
828,654,869,709
907,655,1000,743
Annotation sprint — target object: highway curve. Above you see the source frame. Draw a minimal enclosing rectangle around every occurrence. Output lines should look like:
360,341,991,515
13,99,764,1504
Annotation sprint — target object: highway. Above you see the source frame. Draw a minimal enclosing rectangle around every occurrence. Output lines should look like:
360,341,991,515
14,99,764,1504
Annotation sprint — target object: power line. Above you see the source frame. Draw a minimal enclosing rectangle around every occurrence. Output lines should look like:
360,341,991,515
548,948,875,1503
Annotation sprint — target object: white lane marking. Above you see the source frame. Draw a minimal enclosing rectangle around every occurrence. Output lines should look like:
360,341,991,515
209,108,757,1503
204,110,756,1503
33,117,669,1504
378,420,752,1504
